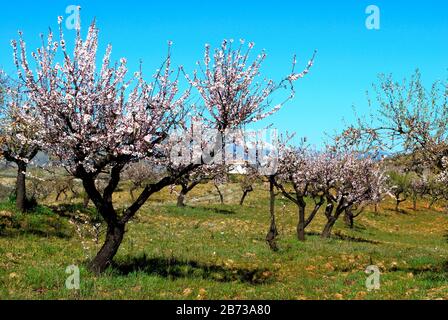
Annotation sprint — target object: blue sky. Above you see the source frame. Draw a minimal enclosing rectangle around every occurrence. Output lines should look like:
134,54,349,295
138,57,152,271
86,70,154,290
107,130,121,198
1,0,447,147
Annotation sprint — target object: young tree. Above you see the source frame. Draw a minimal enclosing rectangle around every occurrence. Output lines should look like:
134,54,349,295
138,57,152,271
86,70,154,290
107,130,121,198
386,171,411,212
173,164,221,207
317,152,384,238
184,39,315,239
12,18,192,273
238,165,259,206
265,175,279,251
342,70,448,185
409,173,428,211
0,81,39,212
426,173,448,209
274,146,325,241
122,161,160,201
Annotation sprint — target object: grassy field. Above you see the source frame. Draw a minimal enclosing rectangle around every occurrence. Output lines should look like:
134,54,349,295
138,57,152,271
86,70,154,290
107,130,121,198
1,180,448,300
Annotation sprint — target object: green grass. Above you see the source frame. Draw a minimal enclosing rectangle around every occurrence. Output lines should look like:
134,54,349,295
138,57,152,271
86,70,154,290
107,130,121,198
1,182,448,300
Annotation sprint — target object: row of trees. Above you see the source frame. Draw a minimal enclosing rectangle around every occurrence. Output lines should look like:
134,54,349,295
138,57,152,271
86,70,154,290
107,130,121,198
339,71,448,216
1,15,446,274
273,146,384,241
0,16,315,273
386,169,448,212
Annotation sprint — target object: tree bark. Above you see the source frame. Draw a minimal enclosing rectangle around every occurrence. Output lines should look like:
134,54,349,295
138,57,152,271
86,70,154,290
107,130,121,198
177,185,188,207
239,186,253,206
15,161,27,212
297,205,306,241
321,203,340,238
3,148,38,213
266,176,278,251
344,209,354,229
214,183,224,204
88,222,125,274
395,198,405,212
81,162,200,274
321,217,337,238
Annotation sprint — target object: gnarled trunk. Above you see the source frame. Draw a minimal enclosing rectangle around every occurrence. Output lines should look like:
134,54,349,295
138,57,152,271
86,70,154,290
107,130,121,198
214,183,224,204
321,216,337,238
88,222,125,274
395,195,406,212
266,177,278,251
344,209,354,228
321,203,341,238
80,162,201,274
177,185,188,207
239,186,253,206
15,161,27,212
297,206,306,241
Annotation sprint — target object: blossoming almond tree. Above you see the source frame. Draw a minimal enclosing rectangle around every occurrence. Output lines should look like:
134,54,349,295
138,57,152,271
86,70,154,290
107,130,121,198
0,81,39,212
185,39,316,161
12,18,192,273
238,164,259,206
121,161,162,201
341,71,448,183
274,146,327,241
173,164,224,207
317,152,385,238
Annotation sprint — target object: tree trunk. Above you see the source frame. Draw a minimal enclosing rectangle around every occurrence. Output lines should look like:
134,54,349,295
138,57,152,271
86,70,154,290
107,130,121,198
239,190,248,206
429,198,436,209
214,184,224,204
177,185,188,207
15,161,27,212
266,177,278,251
297,205,306,241
344,209,354,229
321,217,337,238
239,186,253,206
88,222,125,274
412,197,417,211
83,193,90,208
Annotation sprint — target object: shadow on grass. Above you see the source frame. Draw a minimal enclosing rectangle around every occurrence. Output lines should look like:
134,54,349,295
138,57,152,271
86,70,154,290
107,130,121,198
444,232,448,243
0,215,72,239
168,205,236,215
0,201,73,239
200,207,236,215
391,262,448,283
305,231,380,244
50,203,98,219
333,231,381,244
386,208,410,215
112,254,274,285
